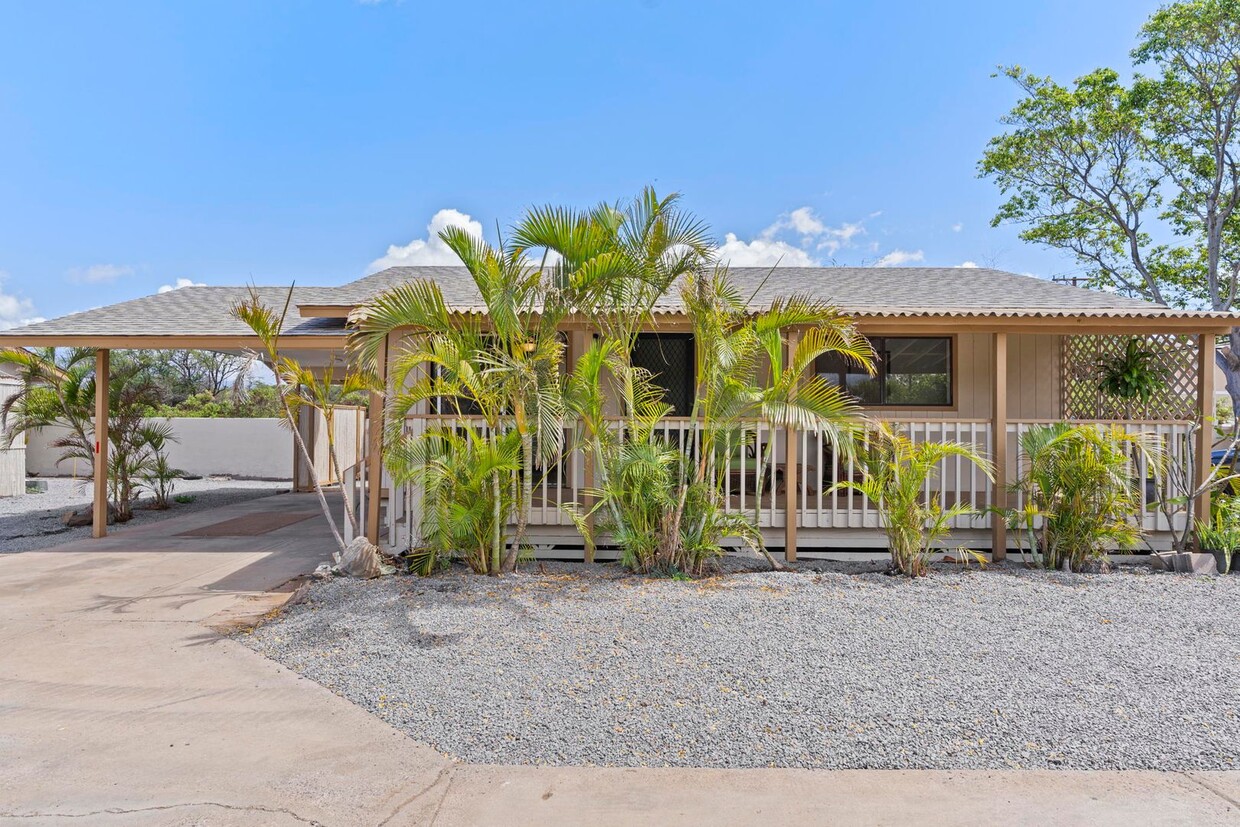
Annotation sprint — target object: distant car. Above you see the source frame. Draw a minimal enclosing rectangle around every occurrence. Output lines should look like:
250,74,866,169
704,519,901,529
1213,448,1237,466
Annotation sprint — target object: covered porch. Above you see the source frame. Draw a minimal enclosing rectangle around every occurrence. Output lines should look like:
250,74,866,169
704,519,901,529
373,322,1224,560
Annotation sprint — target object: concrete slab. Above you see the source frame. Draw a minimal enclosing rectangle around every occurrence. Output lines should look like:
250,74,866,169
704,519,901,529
432,765,1238,827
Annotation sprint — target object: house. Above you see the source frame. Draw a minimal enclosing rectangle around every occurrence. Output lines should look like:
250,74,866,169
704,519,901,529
1,266,1234,558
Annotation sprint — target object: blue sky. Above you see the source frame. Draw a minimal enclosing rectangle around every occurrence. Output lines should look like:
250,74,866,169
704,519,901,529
0,0,1164,327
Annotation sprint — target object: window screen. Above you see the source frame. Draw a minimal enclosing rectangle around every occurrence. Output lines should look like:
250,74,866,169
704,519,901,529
631,333,695,417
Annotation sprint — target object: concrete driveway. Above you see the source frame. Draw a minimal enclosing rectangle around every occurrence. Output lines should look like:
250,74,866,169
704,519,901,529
1,493,1237,826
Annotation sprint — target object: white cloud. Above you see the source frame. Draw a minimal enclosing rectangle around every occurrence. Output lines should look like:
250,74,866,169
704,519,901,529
66,263,133,284
956,260,979,268
158,277,206,294
0,271,43,330
712,233,819,267
715,206,877,266
873,249,925,267
368,208,484,272
952,223,964,233
759,207,868,256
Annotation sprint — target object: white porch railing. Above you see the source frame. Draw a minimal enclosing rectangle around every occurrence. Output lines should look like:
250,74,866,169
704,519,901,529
798,419,993,530
380,415,1197,550
1005,420,1194,534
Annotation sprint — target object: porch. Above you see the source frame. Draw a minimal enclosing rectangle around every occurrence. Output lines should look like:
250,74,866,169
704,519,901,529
352,327,1217,560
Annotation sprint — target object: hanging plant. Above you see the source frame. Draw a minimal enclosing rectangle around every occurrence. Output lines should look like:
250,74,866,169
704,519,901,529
1097,337,1165,403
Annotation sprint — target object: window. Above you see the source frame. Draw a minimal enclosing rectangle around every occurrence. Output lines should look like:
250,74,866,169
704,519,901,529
631,333,695,417
815,337,952,406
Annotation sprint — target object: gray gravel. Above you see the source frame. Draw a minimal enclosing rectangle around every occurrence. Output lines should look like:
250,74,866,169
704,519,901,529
0,476,290,552
243,563,1240,770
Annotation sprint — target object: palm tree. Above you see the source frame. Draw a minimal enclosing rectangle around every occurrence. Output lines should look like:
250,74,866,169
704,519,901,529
678,267,876,570
0,347,173,520
231,287,357,559
1010,423,1159,571
352,228,566,574
0,347,97,467
832,422,993,577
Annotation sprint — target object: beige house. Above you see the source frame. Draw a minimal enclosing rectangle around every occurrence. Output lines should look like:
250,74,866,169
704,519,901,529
1,266,1234,558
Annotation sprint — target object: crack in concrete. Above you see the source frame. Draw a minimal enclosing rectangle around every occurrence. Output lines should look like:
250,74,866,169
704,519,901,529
1179,772,1240,811
0,801,326,825
379,762,457,827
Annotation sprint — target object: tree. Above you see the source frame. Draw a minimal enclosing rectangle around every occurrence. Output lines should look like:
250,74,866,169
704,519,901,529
143,349,253,403
979,0,1240,404
353,227,567,575
515,190,874,574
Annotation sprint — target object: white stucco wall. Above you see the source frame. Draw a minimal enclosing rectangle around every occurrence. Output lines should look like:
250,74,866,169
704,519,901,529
0,379,24,496
25,418,292,480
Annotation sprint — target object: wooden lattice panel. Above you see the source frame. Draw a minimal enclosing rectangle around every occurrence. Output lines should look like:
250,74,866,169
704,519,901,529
1061,334,1198,421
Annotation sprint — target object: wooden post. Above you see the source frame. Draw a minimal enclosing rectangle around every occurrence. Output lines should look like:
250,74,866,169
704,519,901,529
570,330,597,563
92,349,109,539
1196,332,1215,523
366,335,389,545
991,332,1007,561
784,330,800,562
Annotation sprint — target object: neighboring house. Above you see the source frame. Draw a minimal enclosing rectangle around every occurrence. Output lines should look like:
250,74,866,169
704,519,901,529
0,266,1234,554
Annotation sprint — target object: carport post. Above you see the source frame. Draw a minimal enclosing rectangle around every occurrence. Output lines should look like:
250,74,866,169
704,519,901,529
93,349,109,539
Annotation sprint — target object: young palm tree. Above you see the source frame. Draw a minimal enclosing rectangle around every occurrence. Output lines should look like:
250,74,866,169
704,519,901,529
0,347,97,468
678,268,876,568
1009,423,1160,571
351,228,566,574
832,422,994,577
282,357,376,538
1,347,174,520
231,287,358,559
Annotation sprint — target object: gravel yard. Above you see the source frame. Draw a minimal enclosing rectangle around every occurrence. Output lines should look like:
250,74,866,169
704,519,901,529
0,476,290,552
244,562,1240,771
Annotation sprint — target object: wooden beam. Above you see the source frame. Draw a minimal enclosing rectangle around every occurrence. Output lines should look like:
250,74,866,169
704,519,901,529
991,332,1007,561
365,334,388,545
92,349,109,539
784,330,800,562
1196,333,1215,523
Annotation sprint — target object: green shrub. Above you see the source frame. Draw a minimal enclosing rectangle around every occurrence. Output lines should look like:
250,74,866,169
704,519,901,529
1009,423,1159,571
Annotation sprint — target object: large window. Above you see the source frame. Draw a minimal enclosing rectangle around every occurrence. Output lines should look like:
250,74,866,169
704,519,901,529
815,336,952,406
631,333,695,417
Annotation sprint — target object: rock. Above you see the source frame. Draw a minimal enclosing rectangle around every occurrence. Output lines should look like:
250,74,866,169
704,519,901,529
337,536,394,579
313,562,335,579
60,503,117,527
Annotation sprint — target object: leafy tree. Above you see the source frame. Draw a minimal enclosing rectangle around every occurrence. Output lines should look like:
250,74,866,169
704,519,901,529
141,349,253,404
979,0,1240,403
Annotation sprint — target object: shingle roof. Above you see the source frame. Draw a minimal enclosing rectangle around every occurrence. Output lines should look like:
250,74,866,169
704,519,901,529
0,286,347,342
2,266,1234,346
313,266,1238,321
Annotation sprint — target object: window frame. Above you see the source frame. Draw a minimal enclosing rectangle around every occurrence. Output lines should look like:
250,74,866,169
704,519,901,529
817,334,956,409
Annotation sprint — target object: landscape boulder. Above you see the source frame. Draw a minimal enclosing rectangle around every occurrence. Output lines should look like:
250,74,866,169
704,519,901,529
61,503,118,527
